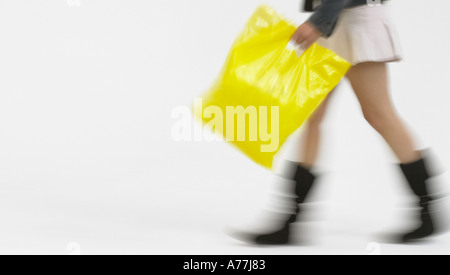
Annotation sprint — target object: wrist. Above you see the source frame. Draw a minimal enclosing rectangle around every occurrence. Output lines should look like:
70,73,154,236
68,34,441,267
304,20,323,38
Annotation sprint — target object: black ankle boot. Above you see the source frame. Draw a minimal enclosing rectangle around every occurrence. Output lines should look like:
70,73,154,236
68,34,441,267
398,154,436,242
229,161,317,245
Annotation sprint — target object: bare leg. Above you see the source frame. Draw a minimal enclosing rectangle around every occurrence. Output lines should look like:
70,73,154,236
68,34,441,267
345,62,421,163
346,62,442,242
299,89,336,168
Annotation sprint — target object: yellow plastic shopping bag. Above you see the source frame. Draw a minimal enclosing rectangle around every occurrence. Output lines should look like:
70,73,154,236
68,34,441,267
193,5,351,170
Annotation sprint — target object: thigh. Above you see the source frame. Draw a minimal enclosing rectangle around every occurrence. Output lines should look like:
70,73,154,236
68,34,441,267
346,62,396,116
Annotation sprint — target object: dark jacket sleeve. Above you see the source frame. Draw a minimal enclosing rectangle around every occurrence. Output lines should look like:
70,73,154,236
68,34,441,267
306,0,351,38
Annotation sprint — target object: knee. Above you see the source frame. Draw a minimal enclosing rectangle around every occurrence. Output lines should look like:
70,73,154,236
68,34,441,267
306,92,333,130
362,107,396,132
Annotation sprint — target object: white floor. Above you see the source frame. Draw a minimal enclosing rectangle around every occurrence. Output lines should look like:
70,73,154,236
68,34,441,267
1,160,449,255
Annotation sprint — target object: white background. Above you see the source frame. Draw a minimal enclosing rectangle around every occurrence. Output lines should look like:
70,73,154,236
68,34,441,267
0,0,449,255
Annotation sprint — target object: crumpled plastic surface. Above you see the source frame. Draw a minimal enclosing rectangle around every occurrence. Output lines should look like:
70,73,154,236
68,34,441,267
193,5,351,170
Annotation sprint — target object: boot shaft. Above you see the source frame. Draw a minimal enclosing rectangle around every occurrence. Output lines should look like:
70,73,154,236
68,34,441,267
399,153,433,204
284,161,317,204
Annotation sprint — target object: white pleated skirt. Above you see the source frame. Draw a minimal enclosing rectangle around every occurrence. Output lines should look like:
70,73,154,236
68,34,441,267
316,4,403,65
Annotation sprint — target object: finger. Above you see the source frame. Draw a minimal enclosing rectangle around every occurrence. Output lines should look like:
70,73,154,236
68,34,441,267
291,27,302,39
290,32,299,43
293,34,305,46
300,40,313,51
